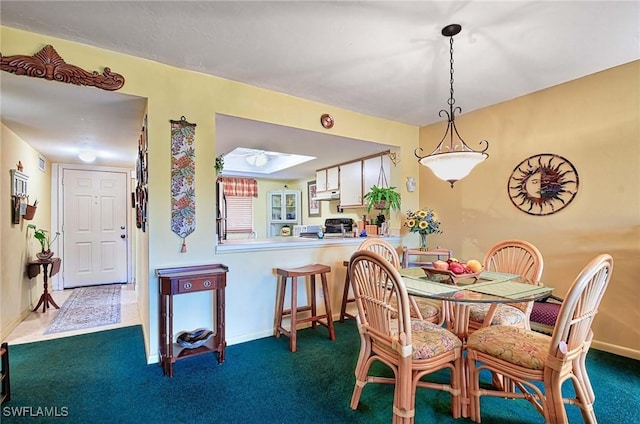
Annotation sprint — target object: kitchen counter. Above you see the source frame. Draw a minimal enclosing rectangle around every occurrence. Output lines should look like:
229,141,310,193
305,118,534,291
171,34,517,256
216,235,401,253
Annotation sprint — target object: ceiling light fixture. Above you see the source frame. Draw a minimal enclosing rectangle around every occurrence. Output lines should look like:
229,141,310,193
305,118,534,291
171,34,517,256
245,151,268,168
78,151,97,163
415,24,489,188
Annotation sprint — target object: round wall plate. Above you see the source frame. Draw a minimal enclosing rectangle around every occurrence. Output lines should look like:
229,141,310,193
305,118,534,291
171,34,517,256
320,114,334,129
507,153,579,216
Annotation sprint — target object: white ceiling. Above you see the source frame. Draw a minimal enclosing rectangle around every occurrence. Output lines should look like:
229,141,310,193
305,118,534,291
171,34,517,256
1,1,638,177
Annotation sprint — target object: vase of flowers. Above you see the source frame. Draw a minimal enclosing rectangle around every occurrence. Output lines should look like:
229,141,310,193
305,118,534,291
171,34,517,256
404,208,442,251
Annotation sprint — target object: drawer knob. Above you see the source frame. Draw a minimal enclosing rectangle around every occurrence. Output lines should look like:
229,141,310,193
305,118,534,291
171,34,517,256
183,282,192,290
204,280,212,287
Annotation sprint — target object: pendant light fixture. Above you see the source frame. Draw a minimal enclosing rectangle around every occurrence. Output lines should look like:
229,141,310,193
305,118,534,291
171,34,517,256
415,24,489,187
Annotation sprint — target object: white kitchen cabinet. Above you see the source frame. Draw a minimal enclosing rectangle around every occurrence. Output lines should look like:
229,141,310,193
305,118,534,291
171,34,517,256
363,154,391,193
315,170,326,191
339,161,363,207
315,166,339,192
326,166,339,190
267,190,301,237
339,154,392,209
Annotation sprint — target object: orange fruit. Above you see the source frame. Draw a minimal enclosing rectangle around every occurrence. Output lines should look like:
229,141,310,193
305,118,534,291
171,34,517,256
466,259,483,273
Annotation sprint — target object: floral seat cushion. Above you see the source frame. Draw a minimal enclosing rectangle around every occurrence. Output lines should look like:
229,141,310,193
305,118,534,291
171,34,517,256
389,319,462,360
411,298,440,321
467,325,551,370
390,297,440,321
468,303,526,326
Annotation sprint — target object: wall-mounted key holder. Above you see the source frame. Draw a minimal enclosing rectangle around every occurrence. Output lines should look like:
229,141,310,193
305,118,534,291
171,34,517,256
10,169,30,224
10,169,29,198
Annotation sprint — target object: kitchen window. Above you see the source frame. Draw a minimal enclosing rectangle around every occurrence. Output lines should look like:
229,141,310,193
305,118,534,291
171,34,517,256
225,196,254,234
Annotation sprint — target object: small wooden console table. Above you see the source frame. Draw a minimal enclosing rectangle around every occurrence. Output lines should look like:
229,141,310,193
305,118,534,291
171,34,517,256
27,258,61,312
156,263,228,377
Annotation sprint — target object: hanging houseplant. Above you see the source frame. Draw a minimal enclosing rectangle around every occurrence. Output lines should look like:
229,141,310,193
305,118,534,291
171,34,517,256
363,185,401,214
363,154,401,215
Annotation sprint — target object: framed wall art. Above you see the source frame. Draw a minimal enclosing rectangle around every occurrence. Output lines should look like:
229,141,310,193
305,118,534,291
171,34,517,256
307,180,321,217
507,153,579,216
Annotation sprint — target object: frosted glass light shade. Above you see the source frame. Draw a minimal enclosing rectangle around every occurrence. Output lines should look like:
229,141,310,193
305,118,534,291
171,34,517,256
78,151,97,163
419,151,487,187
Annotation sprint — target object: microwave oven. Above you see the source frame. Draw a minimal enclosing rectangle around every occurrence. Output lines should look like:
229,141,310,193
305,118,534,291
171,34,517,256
292,225,322,237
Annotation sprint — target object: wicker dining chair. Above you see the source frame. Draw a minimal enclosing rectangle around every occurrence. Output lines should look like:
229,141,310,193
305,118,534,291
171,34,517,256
466,254,613,424
467,239,544,331
358,238,441,324
348,250,462,423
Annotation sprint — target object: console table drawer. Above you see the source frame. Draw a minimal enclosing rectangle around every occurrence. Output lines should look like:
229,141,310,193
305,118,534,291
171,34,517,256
176,277,218,293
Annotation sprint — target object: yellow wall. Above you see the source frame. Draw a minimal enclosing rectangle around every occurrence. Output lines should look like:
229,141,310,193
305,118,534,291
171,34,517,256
1,124,54,337
418,61,640,357
0,26,419,360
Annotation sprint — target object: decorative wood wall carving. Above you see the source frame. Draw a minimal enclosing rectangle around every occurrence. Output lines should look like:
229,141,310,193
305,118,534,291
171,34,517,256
0,44,125,91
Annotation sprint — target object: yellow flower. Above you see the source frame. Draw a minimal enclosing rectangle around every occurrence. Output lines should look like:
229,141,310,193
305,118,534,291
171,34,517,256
404,207,442,235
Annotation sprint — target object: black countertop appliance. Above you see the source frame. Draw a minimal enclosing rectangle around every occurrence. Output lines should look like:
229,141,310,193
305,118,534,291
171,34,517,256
324,218,354,234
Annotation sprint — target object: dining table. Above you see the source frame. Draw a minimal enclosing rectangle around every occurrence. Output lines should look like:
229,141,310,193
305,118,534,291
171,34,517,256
399,266,554,418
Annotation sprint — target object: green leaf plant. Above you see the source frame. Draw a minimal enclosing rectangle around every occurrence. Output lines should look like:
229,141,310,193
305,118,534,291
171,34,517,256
27,224,60,252
362,185,401,215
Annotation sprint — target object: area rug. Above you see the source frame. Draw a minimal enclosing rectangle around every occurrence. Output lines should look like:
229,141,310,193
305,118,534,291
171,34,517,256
44,284,122,334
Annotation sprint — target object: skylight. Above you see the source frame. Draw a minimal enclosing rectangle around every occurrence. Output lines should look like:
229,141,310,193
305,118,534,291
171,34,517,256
222,147,315,175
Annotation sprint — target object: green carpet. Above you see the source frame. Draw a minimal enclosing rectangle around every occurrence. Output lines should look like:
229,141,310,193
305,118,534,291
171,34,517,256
2,322,639,423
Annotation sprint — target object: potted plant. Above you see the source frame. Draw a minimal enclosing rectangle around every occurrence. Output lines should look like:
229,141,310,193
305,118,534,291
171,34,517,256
363,185,401,215
27,224,60,259
215,155,225,174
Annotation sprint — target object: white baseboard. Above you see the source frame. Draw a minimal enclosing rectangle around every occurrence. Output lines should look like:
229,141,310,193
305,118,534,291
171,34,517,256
592,339,640,361
0,308,34,341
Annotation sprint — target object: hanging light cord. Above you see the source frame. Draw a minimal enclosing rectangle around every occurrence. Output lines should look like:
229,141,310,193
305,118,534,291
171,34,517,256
415,26,489,157
439,32,470,152
448,35,456,112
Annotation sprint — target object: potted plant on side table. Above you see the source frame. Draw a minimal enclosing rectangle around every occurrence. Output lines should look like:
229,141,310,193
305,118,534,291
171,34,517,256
27,224,60,260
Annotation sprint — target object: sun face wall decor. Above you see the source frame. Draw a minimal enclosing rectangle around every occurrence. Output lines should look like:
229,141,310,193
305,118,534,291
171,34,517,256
507,153,579,216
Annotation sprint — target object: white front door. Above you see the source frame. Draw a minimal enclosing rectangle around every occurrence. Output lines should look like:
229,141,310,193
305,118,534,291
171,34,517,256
63,169,128,288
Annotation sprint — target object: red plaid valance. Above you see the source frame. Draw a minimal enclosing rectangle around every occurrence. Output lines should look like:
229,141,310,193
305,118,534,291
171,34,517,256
217,177,258,197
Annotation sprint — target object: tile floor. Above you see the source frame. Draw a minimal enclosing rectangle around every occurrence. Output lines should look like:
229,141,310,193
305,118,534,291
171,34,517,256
5,284,141,345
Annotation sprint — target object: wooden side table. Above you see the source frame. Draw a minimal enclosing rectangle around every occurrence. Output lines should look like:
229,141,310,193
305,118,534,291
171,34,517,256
401,246,452,268
0,342,10,405
27,258,61,312
156,264,228,377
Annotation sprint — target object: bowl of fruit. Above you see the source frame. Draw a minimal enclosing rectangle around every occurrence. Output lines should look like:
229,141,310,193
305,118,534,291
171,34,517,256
422,258,483,285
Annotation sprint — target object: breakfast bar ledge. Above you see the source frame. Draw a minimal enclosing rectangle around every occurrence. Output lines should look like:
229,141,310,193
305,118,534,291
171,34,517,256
216,236,401,253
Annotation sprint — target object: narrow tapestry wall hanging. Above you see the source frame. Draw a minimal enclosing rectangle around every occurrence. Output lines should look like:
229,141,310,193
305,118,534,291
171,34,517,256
170,116,196,252
136,115,148,231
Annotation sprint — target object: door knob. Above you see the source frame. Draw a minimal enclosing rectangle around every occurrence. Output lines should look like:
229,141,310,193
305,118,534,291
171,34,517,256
120,234,126,239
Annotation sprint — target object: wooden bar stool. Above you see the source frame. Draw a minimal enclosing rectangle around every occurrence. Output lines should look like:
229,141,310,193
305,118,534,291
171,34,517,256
275,264,335,352
339,260,356,322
